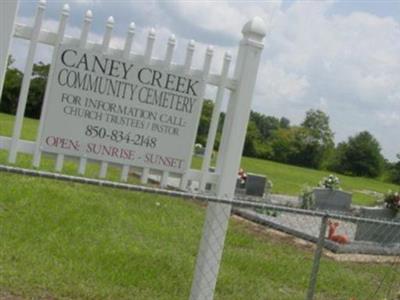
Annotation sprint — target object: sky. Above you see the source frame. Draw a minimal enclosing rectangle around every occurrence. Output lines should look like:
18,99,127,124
9,0,400,161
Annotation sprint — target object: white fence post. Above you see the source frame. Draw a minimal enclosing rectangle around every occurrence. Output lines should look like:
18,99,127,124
0,0,19,101
190,17,266,300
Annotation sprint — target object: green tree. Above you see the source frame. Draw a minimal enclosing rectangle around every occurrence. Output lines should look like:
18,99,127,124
0,56,23,115
196,99,214,146
26,62,49,118
300,109,335,168
195,100,225,149
250,111,281,140
301,109,334,147
243,120,262,157
291,127,325,168
389,154,400,184
269,127,298,163
279,117,290,129
331,131,384,177
269,126,324,168
0,58,50,119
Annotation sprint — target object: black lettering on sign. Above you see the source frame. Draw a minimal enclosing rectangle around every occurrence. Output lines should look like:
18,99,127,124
137,67,199,96
59,48,135,80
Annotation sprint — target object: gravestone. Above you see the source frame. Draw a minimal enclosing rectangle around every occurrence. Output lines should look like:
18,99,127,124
194,144,205,156
354,207,400,244
245,173,266,197
235,172,266,197
313,188,352,212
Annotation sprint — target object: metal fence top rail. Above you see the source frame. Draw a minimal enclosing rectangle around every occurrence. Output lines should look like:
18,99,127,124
2,164,399,227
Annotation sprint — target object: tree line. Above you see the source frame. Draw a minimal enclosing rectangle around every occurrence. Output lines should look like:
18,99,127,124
197,100,400,184
1,57,399,184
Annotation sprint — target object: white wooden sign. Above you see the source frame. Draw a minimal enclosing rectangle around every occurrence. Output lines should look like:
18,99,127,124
40,44,204,173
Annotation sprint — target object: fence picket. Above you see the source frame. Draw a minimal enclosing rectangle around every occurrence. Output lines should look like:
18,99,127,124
123,22,135,59
55,152,64,172
140,167,149,184
160,171,169,188
199,52,231,191
120,22,135,182
140,28,156,184
183,40,195,74
181,44,213,192
156,34,177,187
77,9,93,175
33,3,70,169
80,10,92,48
102,16,114,52
8,0,47,164
164,34,176,67
179,40,197,190
98,16,115,179
0,0,19,101
144,28,156,63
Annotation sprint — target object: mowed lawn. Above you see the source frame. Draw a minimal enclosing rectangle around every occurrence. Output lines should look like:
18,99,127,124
1,172,398,300
0,112,399,206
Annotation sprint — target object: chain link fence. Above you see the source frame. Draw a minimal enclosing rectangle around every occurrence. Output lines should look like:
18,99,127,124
229,201,400,300
1,164,399,300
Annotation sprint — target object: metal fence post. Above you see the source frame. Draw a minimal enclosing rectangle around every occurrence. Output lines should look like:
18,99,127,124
306,214,328,300
0,0,19,101
189,17,266,300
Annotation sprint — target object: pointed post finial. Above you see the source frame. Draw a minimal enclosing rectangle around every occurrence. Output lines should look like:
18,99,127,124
128,22,135,33
168,34,176,45
62,3,70,15
224,51,232,61
38,0,47,9
107,16,115,27
148,27,156,39
85,10,93,21
188,39,195,50
206,45,214,56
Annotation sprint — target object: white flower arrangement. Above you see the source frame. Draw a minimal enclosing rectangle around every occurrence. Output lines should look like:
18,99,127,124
319,174,341,190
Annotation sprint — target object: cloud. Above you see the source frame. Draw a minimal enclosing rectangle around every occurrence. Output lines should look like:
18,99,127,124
377,111,400,127
158,1,279,45
254,1,400,159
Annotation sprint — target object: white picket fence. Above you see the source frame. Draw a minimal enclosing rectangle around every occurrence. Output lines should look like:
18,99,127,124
0,1,266,299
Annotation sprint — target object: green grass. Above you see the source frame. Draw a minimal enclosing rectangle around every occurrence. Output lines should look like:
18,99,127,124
0,112,39,141
1,172,398,299
1,112,399,206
